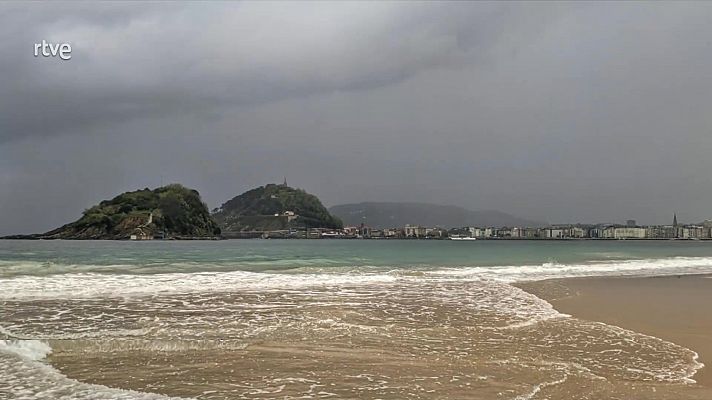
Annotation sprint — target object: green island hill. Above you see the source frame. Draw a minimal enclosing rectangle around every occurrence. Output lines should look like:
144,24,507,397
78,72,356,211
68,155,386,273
10,184,220,240
212,183,343,232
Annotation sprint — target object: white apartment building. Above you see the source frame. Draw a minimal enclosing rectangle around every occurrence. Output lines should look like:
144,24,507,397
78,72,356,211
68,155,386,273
612,227,646,239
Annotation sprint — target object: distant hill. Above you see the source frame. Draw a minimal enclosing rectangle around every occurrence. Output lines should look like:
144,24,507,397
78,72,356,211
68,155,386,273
213,184,342,232
14,184,220,240
329,202,544,228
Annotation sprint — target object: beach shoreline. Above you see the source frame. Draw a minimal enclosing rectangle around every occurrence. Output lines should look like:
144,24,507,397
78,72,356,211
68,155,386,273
7,239,712,399
517,274,712,388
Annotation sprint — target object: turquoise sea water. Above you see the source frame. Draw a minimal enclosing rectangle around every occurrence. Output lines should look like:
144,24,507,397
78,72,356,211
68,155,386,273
3,239,712,277
3,239,712,399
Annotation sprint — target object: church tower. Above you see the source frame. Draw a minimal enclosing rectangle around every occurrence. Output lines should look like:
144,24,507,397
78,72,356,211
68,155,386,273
673,213,680,239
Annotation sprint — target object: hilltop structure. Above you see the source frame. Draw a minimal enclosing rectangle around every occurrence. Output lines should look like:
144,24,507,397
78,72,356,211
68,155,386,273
213,183,343,234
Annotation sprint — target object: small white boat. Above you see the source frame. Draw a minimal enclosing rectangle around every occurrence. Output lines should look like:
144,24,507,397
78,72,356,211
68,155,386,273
449,236,477,241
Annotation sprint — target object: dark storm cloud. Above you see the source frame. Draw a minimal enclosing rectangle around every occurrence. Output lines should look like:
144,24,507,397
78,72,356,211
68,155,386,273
2,1,712,234
1,2,531,143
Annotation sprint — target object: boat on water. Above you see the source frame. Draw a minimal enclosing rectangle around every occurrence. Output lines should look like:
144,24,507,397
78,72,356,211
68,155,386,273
449,236,477,241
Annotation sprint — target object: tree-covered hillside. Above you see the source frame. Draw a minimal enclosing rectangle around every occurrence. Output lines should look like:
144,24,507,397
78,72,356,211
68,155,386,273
37,184,220,239
213,184,342,231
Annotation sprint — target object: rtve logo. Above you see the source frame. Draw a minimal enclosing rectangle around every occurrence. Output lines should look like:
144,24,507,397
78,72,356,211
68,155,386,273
34,40,72,60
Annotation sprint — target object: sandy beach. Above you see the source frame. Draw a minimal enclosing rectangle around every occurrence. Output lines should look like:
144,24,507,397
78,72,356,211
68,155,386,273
519,274,712,391
8,240,712,399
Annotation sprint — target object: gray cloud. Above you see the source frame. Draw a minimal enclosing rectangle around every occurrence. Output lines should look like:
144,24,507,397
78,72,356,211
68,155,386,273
1,2,522,143
2,2,712,234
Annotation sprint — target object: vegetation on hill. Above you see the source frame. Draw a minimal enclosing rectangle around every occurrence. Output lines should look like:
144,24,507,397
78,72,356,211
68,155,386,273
37,184,220,239
213,184,342,232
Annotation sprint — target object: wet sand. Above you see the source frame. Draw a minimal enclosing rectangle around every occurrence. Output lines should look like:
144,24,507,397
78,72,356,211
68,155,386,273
518,274,712,388
10,275,712,399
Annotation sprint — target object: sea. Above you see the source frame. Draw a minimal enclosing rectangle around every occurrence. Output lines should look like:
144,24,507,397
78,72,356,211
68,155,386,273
2,239,712,399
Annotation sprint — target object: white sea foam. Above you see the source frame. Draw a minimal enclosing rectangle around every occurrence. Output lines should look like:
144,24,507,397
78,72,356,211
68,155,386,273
0,339,191,400
427,256,712,282
1,256,711,300
0,339,52,360
0,269,397,300
1,253,709,399
514,375,569,400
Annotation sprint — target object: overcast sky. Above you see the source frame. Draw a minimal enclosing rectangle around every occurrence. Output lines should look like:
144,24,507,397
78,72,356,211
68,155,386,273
2,1,712,234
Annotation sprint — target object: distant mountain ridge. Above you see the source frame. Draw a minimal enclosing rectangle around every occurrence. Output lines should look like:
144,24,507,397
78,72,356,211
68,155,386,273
329,202,545,229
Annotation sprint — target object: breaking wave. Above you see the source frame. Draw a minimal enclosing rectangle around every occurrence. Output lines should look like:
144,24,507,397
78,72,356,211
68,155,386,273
1,256,712,300
1,245,710,399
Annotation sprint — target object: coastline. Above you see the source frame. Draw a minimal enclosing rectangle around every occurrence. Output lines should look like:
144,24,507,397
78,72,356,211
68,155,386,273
4,237,712,241
7,239,712,399
517,274,712,388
